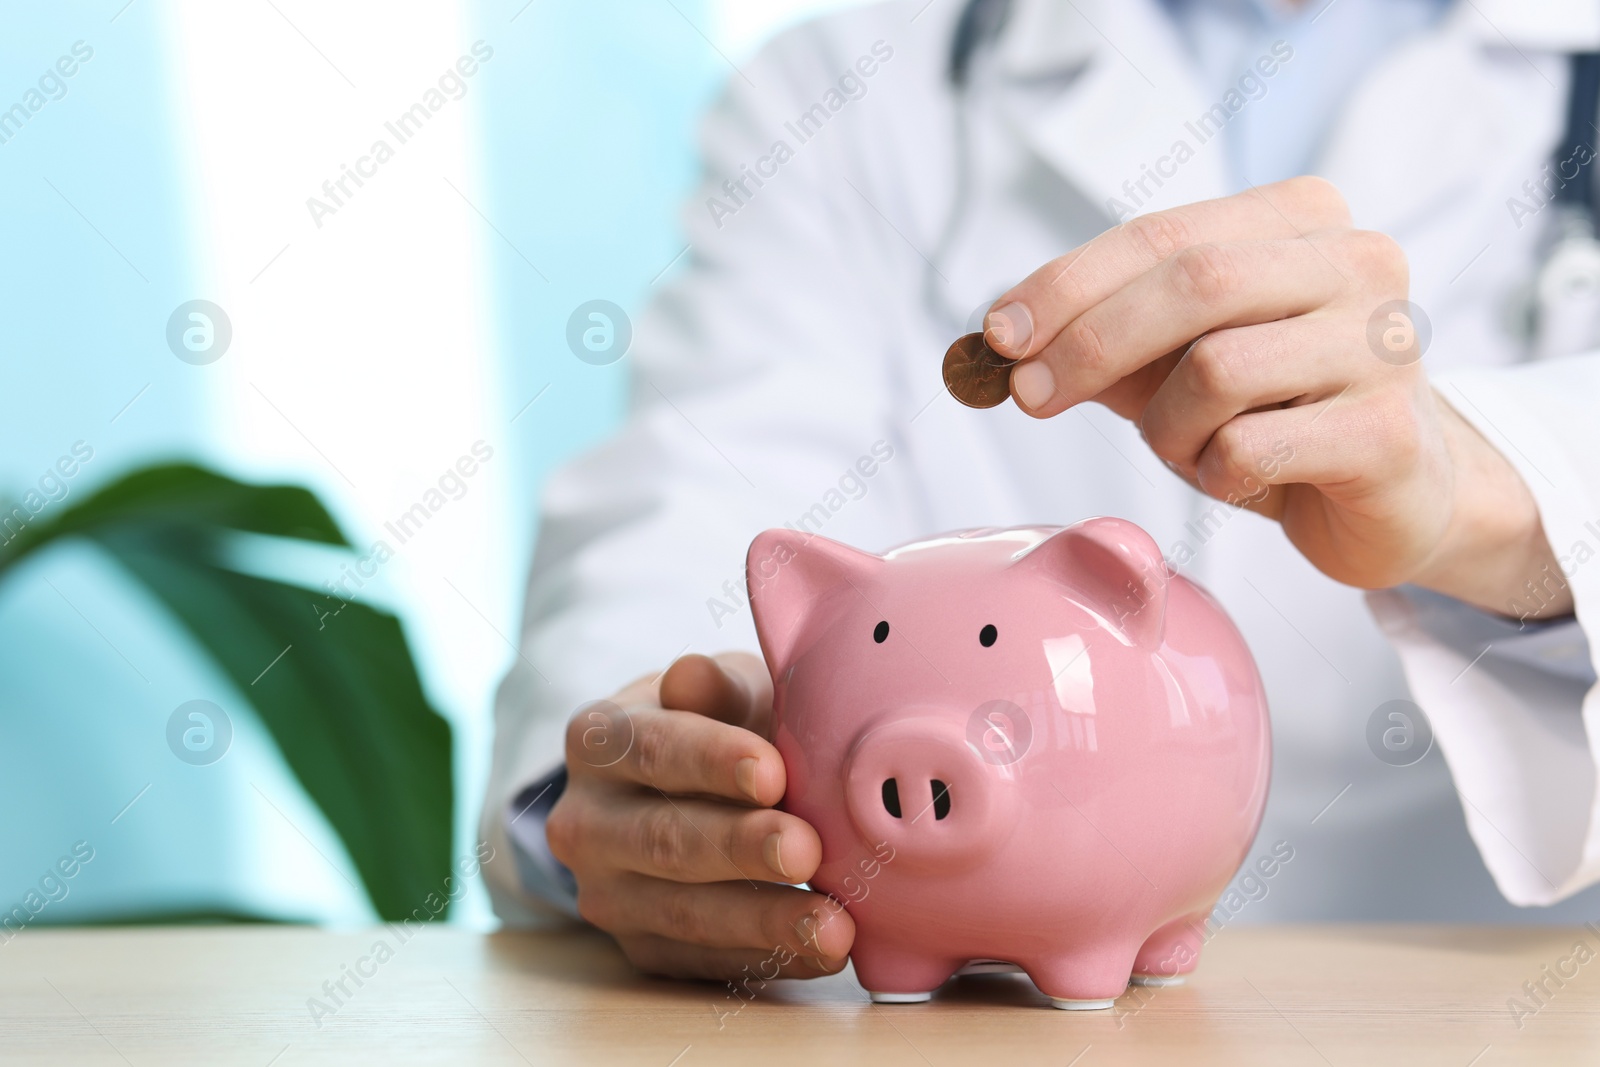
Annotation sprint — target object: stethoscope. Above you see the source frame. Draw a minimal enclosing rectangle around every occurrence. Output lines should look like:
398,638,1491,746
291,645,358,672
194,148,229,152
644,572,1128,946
919,0,1013,337
1532,52,1600,361
937,0,1600,361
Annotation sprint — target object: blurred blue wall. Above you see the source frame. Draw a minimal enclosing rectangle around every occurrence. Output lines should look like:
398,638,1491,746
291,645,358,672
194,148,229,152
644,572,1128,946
0,0,267,922
0,0,730,926
477,0,726,553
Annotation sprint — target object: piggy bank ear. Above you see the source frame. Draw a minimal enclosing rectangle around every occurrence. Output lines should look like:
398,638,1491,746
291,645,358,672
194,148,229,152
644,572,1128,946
1018,518,1168,649
747,529,881,675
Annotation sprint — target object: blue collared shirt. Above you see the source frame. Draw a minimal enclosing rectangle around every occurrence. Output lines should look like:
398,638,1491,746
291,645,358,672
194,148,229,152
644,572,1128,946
1160,0,1451,189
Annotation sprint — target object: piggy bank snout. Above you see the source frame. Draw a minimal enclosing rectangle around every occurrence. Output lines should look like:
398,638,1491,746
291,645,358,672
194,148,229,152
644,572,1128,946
843,715,1014,871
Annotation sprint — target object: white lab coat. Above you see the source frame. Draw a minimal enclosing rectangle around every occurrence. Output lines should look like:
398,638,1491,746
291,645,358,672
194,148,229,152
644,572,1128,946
483,0,1600,925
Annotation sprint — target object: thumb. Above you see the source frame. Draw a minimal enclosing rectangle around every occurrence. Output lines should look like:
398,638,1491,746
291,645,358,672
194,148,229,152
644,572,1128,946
658,651,774,734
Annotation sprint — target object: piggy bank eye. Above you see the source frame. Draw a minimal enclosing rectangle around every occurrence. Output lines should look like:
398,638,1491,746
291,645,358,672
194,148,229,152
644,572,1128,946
979,624,997,647
873,620,890,643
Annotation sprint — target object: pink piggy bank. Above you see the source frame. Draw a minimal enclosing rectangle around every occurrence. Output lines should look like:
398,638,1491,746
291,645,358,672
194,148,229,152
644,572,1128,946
746,518,1270,1009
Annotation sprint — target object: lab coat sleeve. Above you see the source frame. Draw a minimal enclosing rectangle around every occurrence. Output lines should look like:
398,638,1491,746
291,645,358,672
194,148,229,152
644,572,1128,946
1366,354,1600,906
479,26,926,924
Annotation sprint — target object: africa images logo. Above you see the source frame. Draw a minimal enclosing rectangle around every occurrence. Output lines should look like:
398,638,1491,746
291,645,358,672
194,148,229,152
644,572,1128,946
166,700,233,766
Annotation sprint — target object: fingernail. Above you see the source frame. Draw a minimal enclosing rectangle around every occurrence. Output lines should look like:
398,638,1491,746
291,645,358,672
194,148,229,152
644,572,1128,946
1012,360,1056,411
985,302,1034,357
804,955,844,974
734,756,760,801
763,832,790,880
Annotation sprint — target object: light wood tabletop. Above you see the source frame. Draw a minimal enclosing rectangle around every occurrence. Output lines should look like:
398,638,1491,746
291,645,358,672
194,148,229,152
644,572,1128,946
3,924,1599,1065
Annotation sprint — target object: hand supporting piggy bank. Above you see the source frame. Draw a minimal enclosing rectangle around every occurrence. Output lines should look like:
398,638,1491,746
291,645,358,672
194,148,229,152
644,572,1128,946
746,518,1271,1010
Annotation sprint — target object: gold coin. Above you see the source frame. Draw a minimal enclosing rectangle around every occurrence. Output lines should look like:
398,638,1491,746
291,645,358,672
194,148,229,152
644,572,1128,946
942,332,1014,409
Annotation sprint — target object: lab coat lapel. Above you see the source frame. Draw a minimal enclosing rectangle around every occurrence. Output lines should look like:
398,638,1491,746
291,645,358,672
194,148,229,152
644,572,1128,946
1320,0,1600,237
1316,8,1511,236
1455,0,1600,49
993,0,1232,221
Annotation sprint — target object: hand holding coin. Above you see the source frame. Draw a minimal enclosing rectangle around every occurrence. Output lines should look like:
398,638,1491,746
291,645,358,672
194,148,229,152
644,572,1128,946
955,176,1571,624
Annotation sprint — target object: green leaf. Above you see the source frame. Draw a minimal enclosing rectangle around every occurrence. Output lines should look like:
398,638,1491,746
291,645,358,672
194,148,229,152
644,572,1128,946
0,464,454,922
0,463,348,576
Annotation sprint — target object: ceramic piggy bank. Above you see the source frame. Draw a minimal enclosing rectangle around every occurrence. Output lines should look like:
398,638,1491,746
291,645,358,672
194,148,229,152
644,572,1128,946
746,518,1270,1010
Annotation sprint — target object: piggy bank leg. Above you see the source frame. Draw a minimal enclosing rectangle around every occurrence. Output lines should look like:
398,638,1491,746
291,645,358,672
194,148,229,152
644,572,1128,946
1024,944,1140,1010
1130,912,1208,986
851,939,962,1003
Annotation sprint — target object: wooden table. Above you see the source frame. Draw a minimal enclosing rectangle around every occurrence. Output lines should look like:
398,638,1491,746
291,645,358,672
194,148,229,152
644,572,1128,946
3,925,1598,1065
